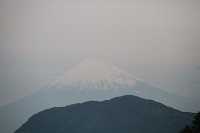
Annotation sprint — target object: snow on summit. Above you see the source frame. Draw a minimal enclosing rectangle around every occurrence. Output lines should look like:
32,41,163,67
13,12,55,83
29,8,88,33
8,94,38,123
47,59,138,91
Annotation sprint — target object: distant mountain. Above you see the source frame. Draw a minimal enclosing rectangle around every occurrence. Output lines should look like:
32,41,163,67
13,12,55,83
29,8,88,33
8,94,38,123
46,59,138,91
0,59,200,133
15,95,195,133
42,59,200,112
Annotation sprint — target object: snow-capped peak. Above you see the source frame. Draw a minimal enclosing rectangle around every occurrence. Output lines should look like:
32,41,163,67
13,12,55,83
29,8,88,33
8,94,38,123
46,59,139,91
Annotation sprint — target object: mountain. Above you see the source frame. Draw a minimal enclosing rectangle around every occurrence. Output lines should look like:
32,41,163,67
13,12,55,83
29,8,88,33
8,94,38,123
0,59,200,133
46,59,138,91
42,59,200,112
15,95,195,133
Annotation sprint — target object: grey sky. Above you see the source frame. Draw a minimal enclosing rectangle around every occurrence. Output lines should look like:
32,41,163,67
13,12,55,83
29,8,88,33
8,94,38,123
0,0,200,106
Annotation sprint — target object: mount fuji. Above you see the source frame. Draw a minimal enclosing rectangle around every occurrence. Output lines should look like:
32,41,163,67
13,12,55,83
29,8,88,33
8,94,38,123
46,59,138,91
0,59,200,133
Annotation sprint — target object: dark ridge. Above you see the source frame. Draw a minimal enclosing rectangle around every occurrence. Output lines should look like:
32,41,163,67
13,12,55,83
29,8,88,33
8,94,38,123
15,95,195,133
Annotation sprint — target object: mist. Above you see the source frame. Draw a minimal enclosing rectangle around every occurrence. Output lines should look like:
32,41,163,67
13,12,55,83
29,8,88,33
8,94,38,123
0,0,200,106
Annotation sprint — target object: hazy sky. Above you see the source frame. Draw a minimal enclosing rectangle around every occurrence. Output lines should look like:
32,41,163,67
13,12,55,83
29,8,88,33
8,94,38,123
0,0,200,106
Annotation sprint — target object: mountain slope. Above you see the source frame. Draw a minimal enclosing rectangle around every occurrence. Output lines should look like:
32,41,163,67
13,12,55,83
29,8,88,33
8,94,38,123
15,95,195,133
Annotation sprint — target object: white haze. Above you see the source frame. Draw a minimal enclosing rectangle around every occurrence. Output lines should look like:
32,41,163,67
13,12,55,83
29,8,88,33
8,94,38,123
0,0,200,106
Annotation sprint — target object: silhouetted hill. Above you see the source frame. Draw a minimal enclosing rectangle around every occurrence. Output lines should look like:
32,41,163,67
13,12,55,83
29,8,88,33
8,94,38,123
15,95,195,133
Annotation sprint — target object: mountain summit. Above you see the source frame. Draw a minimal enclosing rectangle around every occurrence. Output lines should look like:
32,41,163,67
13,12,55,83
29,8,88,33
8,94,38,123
47,59,138,91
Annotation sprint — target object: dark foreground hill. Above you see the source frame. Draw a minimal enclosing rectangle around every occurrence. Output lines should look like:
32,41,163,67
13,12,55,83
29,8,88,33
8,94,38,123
15,95,194,133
